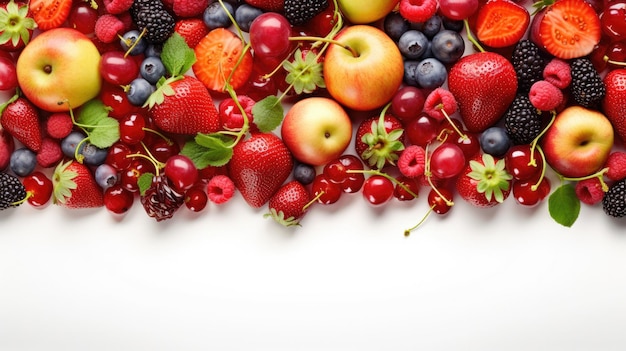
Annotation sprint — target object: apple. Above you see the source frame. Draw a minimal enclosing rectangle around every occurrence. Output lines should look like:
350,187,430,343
16,28,102,113
542,106,614,178
324,25,404,112
281,97,352,166
337,0,399,24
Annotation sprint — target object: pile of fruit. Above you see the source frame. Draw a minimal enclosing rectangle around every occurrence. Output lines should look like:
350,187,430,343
1,0,626,232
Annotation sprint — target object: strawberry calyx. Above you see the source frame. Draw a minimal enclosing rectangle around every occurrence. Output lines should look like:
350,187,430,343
0,0,36,48
468,153,513,203
52,159,78,205
263,208,302,227
282,48,325,95
360,103,405,170
531,0,557,15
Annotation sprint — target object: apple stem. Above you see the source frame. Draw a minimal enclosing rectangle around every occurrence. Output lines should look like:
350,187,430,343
290,36,359,57
463,19,485,53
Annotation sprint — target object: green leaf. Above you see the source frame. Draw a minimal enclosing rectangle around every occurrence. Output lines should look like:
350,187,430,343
160,32,196,77
88,117,120,148
138,173,155,196
548,183,581,227
75,99,120,148
77,99,109,125
251,95,284,133
180,135,234,169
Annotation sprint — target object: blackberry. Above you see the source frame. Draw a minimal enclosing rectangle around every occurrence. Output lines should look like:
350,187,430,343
511,39,547,93
504,94,544,145
603,179,626,218
141,175,185,221
570,57,606,109
1,172,26,211
129,0,176,44
284,0,328,26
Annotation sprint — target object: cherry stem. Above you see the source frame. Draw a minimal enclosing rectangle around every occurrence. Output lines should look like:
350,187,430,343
290,36,359,57
528,110,556,167
302,191,323,212
120,28,147,58
463,19,485,53
561,167,610,192
438,105,468,140
424,143,454,207
404,205,435,236
603,55,626,67
346,168,419,200
530,145,548,192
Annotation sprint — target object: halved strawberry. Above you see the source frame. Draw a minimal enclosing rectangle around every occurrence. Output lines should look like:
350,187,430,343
192,28,254,93
29,0,72,31
530,0,601,59
475,0,530,48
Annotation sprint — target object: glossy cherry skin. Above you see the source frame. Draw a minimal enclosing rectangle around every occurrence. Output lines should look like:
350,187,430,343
362,175,395,206
394,175,420,201
104,184,135,215
100,51,140,85
505,144,543,181
428,187,454,215
119,113,146,145
311,174,342,204
164,155,199,192
323,154,366,193
22,171,53,207
429,143,466,179
512,177,551,207
185,186,208,212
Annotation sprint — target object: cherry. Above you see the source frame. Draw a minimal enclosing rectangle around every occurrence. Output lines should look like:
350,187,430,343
428,187,454,215
305,0,337,37
119,112,146,145
505,144,543,181
100,83,137,120
218,95,256,130
121,158,154,193
439,0,480,20
394,175,420,201
512,176,551,207
68,2,99,35
249,12,293,58
105,141,135,171
100,51,140,86
238,61,280,101
405,113,441,148
453,131,481,160
601,1,626,42
323,154,366,193
148,138,180,164
104,184,135,215
429,143,466,179
185,186,208,212
164,155,198,192
391,86,426,123
22,171,53,207
311,173,342,204
0,55,18,91
362,175,395,206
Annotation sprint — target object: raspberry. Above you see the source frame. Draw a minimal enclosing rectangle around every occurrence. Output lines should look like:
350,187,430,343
528,80,564,111
398,145,426,178
103,0,134,14
46,112,73,139
399,0,437,23
423,88,457,122
207,174,235,204
605,151,626,181
172,0,208,18
95,14,125,43
543,58,572,90
36,138,63,168
575,178,605,205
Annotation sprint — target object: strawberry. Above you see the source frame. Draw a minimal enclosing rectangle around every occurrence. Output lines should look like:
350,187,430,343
0,0,37,52
447,51,517,133
0,94,42,152
474,0,530,48
355,112,405,170
602,68,626,142
52,159,104,209
455,153,512,208
148,75,221,135
29,0,72,31
192,27,254,93
174,18,209,49
228,132,293,208
244,0,285,12
530,0,601,60
264,180,311,227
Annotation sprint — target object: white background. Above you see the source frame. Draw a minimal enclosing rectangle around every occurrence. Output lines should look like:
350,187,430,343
3,1,626,350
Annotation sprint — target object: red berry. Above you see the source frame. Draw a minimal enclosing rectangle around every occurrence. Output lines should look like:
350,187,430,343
311,173,342,204
206,174,235,204
104,184,135,215
22,171,53,207
362,175,395,206
164,155,198,192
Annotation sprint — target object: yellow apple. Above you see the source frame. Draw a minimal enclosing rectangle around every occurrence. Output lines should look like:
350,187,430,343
337,0,399,24
16,28,102,112
323,25,404,112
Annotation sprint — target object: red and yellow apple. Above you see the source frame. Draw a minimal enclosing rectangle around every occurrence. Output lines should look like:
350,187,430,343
281,97,352,166
542,106,614,178
16,28,102,112
323,25,404,112
337,0,399,24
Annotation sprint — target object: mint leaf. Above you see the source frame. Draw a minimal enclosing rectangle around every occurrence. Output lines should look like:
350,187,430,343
75,99,120,148
160,32,196,77
180,134,234,168
548,183,580,227
138,173,154,196
77,99,109,125
88,117,120,148
251,95,283,133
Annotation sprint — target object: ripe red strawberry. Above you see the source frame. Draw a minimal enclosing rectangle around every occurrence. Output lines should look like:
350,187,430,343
244,0,284,12
148,75,221,135
602,68,626,142
265,180,311,227
456,153,512,208
52,159,104,209
448,51,517,133
228,132,293,208
174,18,209,49
29,0,72,31
0,95,42,152
0,0,36,52
530,0,601,59
474,0,530,48
172,0,208,17
355,113,405,170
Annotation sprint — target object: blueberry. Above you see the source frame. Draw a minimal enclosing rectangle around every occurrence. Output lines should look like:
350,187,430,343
235,4,264,32
95,164,118,189
293,162,316,185
120,30,147,56
140,56,166,85
384,12,410,42
127,78,154,106
203,1,235,29
398,30,429,60
415,58,447,89
431,29,465,64
403,60,420,87
78,142,108,166
10,148,37,177
422,15,442,39
480,127,512,158
144,44,162,58
61,131,87,158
